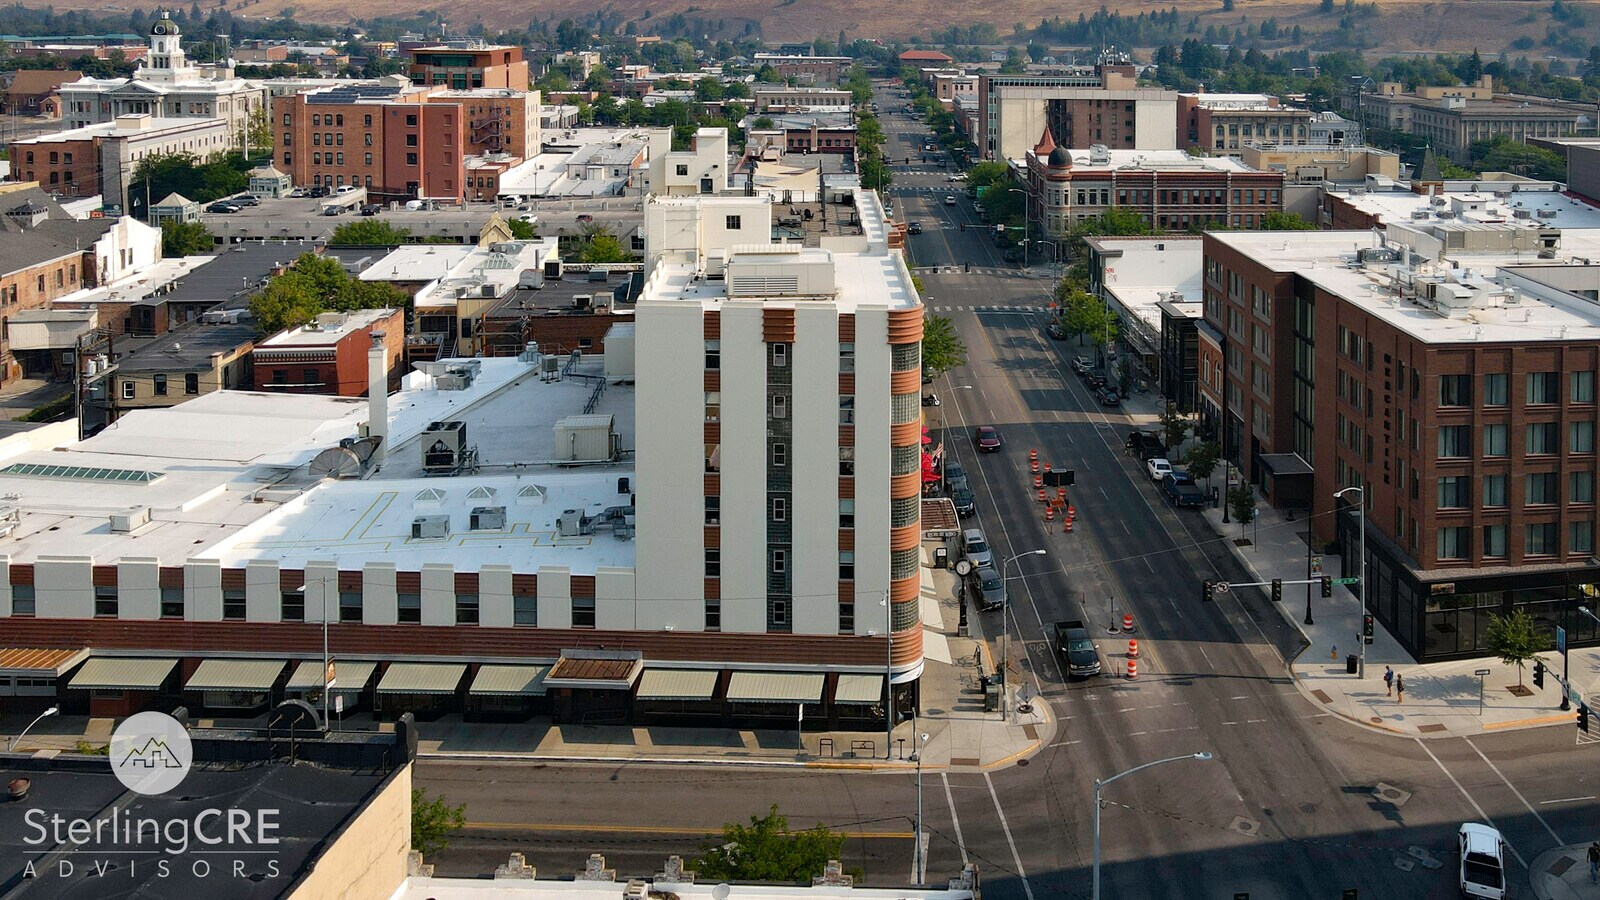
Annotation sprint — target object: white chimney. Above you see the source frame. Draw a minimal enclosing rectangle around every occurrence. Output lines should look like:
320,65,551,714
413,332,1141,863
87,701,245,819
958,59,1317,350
368,331,388,466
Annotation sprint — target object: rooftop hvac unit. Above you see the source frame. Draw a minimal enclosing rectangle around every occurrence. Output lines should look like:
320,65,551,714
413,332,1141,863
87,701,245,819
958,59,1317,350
543,258,564,279
557,508,590,537
1537,208,1559,220
436,373,469,390
1514,209,1532,220
421,421,468,474
110,506,151,533
0,506,18,539
1410,209,1430,220
469,506,506,531
573,293,593,310
1435,210,1456,219
411,514,450,540
481,283,497,297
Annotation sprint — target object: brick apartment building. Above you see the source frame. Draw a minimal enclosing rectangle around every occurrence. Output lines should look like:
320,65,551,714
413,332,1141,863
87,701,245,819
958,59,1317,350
751,54,852,85
405,41,529,91
1177,93,1314,155
1,70,82,116
1198,225,1600,661
7,114,231,209
251,308,404,395
976,64,1178,161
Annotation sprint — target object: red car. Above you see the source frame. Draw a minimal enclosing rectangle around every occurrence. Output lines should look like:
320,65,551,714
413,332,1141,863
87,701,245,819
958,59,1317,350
974,426,1002,452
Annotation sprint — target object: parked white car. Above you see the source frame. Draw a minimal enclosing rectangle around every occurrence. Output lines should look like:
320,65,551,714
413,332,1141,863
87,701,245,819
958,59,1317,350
1145,458,1173,482
1457,823,1507,899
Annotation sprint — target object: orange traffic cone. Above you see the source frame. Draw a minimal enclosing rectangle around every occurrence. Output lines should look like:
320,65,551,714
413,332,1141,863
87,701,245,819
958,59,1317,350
1122,613,1135,633
1064,519,1074,532
1127,657,1138,679
1128,638,1139,658
1045,506,1056,522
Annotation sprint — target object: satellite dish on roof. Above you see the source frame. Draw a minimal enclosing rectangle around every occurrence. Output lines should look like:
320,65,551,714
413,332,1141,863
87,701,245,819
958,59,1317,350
712,886,731,900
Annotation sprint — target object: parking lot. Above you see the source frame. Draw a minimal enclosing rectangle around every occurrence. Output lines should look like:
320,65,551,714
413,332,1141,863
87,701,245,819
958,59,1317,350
199,194,646,243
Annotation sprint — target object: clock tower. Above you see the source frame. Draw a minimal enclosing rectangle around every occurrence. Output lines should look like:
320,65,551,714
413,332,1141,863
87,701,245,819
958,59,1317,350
142,12,193,84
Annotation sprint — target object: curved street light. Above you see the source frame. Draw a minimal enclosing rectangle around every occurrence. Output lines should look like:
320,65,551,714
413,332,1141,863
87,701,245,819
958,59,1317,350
1093,752,1214,899
9,705,59,753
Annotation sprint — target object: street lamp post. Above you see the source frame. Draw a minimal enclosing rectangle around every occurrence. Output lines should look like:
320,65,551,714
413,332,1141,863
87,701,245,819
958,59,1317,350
1335,486,1367,678
912,731,929,883
1093,752,1214,900
872,590,894,760
295,574,335,730
9,706,59,753
1575,604,1600,710
1000,549,1047,721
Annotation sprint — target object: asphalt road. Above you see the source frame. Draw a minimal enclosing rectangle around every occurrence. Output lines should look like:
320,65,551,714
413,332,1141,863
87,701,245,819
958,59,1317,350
413,84,1600,899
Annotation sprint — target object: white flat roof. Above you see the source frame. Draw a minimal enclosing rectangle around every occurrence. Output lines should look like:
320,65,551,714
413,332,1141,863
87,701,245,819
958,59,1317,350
1091,237,1204,331
52,255,217,306
13,117,227,143
1329,185,1600,228
1210,230,1600,344
359,245,476,283
1015,149,1253,173
257,308,398,347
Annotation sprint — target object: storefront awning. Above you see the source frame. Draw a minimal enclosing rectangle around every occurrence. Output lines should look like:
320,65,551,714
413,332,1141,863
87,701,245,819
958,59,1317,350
635,669,718,701
376,662,466,695
185,659,287,691
287,660,378,692
469,665,550,697
834,674,885,705
1259,453,1314,478
543,651,643,690
0,647,89,677
726,672,825,703
69,657,177,690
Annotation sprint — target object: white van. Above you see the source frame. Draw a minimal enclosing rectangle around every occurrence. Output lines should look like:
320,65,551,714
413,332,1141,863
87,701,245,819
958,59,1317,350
1458,823,1507,899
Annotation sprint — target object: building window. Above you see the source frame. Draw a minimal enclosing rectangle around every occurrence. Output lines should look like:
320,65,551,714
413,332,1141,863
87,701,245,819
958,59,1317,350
771,497,787,521
706,548,720,578
1527,472,1558,505
839,342,854,373
280,590,305,622
1573,421,1595,454
1528,371,1559,405
771,395,787,418
839,550,855,580
839,446,855,475
1438,425,1470,458
771,343,788,367
839,603,855,633
725,214,741,230
705,340,720,370
223,588,246,620
513,593,537,626
839,395,855,424
704,391,720,422
1483,373,1507,406
153,374,167,396
121,381,135,400
1437,476,1470,509
772,442,787,467
10,583,34,617
1483,474,1507,507
339,590,363,622
405,134,418,147
705,495,720,525
1528,422,1558,455
1438,374,1471,407
1573,471,1595,504
1573,521,1594,554
705,599,721,631
1437,526,1468,560
406,153,418,166
771,549,787,574
1573,371,1595,404
1525,522,1558,556
840,498,855,529
1483,524,1507,558
93,584,118,617
397,592,421,623
456,593,479,625
1483,423,1507,457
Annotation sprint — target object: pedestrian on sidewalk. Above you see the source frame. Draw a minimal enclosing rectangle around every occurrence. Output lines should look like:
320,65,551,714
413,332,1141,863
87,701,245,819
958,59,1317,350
1383,666,1394,697
1588,841,1599,883
1395,674,1404,704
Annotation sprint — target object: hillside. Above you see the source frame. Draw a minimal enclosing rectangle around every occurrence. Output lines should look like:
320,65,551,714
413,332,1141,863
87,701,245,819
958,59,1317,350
20,0,1600,54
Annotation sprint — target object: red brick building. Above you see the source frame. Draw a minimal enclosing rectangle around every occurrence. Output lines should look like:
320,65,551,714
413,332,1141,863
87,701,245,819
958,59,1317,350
251,308,404,395
404,42,528,91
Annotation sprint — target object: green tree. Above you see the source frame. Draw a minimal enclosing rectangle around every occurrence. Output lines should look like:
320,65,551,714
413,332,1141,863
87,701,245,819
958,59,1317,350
1227,485,1257,528
1471,135,1567,181
1057,288,1119,348
693,805,847,883
921,314,967,376
506,218,537,240
333,278,407,312
1483,608,1544,688
411,787,465,857
1157,401,1191,450
1260,210,1318,230
967,161,1012,189
249,273,323,334
576,226,633,263
1183,440,1222,493
161,221,215,257
328,219,412,245
751,116,776,131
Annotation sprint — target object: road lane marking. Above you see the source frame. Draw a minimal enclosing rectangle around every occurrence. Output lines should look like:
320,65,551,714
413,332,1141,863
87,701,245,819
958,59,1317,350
1048,740,1083,747
1539,796,1596,805
1465,737,1564,847
1416,738,1527,869
984,771,1036,900
941,773,969,866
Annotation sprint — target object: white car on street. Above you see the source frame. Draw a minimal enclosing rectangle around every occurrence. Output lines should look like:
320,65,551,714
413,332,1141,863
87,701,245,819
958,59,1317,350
1457,823,1507,899
1145,458,1172,482
944,195,957,206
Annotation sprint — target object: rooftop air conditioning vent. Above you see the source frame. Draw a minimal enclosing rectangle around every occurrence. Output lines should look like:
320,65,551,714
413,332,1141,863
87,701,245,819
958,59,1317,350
469,506,506,531
411,514,450,540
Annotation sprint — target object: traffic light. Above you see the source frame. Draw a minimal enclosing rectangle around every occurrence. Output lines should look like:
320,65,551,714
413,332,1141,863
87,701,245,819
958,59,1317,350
1320,576,1333,598
995,224,1006,237
1533,659,1545,689
1202,579,1214,603
1270,579,1282,603
1580,703,1590,733
1362,614,1375,644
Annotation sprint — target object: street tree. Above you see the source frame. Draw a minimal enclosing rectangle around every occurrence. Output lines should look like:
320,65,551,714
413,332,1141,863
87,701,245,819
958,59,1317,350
1483,608,1544,688
921,315,967,375
1059,289,1118,349
693,805,848,883
411,787,465,857
249,273,322,334
506,218,537,240
328,219,412,246
1260,210,1319,231
1184,440,1222,493
161,220,215,257
1227,485,1257,529
576,226,633,263
1157,401,1191,450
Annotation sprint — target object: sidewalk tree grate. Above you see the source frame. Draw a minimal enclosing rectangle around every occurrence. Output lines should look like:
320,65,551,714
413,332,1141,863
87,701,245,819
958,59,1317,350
1373,784,1412,806
1311,689,1333,704
1022,724,1038,739
1417,723,1448,733
1548,855,1577,877
949,757,981,767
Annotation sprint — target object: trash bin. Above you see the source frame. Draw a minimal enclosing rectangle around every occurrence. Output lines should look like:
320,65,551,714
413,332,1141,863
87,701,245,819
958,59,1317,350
934,547,949,569
1346,654,1359,675
982,676,1000,711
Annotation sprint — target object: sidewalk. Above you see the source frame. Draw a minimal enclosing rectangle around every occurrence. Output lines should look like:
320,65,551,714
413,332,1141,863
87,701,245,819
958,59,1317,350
1531,844,1600,900
1,567,1051,772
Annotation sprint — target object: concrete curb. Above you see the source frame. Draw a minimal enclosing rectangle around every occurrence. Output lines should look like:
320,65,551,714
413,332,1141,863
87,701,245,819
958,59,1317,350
417,750,917,770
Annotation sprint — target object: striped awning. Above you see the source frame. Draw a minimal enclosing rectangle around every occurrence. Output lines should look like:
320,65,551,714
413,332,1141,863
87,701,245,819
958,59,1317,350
287,660,377,692
0,647,88,677
68,658,177,690
635,669,719,701
834,674,885,705
726,672,825,703
185,659,287,691
376,663,466,696
469,665,550,697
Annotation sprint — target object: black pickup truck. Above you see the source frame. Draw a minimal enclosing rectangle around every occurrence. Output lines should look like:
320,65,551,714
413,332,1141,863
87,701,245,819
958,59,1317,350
1162,470,1207,508
1126,430,1166,461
